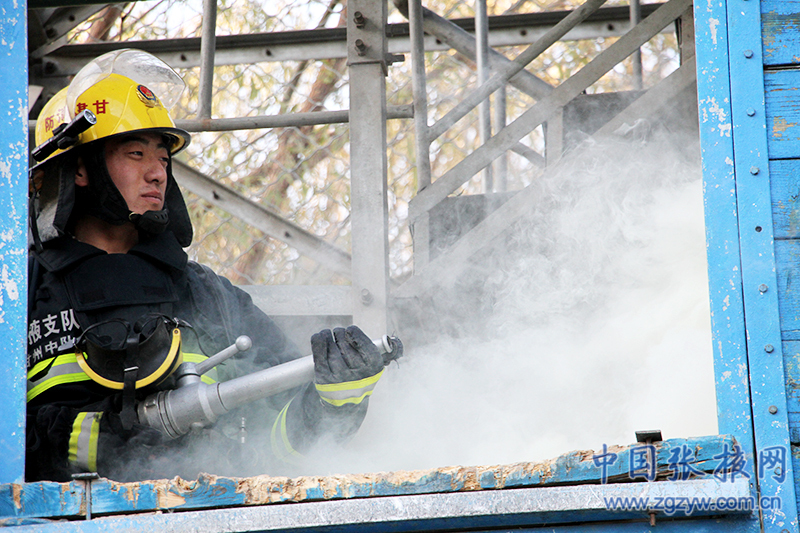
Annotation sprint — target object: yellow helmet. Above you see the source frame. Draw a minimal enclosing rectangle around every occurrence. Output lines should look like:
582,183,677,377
33,87,72,162
33,49,190,164
30,49,194,248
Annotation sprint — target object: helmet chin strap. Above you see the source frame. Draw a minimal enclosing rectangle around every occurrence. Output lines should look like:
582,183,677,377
129,208,170,235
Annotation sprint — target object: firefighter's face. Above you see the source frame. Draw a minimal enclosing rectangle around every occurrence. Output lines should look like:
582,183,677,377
102,132,170,214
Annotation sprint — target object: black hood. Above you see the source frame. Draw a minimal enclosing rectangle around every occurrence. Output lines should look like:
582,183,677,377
30,141,193,248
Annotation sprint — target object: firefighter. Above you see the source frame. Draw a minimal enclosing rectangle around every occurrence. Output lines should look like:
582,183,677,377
26,49,392,482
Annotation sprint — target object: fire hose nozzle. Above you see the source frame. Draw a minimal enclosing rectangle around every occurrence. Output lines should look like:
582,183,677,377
376,335,392,354
138,333,402,439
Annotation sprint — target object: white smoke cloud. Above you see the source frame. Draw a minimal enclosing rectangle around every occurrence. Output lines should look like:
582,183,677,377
118,127,716,483
307,129,717,474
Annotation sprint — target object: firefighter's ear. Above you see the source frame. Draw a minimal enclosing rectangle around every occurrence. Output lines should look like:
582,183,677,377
75,157,88,187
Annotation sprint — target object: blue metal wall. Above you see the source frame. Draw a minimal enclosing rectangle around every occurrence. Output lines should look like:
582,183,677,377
696,0,800,529
0,0,28,486
1,0,799,530
761,0,800,502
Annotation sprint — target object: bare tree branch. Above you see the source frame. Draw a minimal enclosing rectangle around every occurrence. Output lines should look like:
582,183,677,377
87,5,125,42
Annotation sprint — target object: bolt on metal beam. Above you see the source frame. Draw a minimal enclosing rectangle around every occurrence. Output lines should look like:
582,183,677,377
72,472,100,520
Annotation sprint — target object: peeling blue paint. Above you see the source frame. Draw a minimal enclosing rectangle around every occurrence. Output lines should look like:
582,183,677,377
0,435,740,521
0,0,27,485
0,0,797,531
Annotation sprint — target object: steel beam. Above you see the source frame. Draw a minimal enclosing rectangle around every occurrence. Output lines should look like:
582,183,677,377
36,5,668,75
476,0,493,191
29,0,134,7
396,56,697,298
396,0,554,101
722,0,799,529
0,514,762,533
408,0,692,222
241,285,352,316
427,0,608,141
493,86,508,189
28,106,414,133
630,0,643,90
511,141,545,166
346,0,390,337
196,0,217,119
171,160,352,278
0,0,28,485
408,0,430,191
28,5,107,58
409,0,432,269
175,105,412,132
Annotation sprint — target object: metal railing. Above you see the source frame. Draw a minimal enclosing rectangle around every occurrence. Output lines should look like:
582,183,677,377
30,0,689,333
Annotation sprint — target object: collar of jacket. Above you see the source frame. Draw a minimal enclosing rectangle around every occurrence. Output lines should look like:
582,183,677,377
34,230,189,275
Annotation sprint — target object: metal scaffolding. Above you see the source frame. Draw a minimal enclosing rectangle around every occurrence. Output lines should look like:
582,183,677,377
9,2,800,531
27,0,694,339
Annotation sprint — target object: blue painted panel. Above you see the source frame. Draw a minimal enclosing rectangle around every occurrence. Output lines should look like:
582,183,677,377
783,341,800,418
0,482,82,518
0,435,740,520
0,0,28,485
764,70,800,160
693,0,755,461
726,0,800,521
769,159,800,241
775,240,800,337
793,444,800,514
762,0,800,67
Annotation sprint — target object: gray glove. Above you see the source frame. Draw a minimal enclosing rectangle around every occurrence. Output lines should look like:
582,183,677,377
311,326,385,406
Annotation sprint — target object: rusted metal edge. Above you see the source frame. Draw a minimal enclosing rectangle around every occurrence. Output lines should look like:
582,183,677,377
2,478,756,532
0,434,736,520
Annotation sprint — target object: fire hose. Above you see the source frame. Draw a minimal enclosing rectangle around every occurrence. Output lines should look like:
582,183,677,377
137,335,401,439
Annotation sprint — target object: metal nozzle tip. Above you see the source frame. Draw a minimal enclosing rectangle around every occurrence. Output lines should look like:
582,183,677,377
380,335,392,353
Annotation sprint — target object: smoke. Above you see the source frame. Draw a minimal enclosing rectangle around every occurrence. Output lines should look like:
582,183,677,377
108,124,716,483
299,126,716,474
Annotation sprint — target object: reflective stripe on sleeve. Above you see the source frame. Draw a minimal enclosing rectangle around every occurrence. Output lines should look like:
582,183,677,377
27,354,92,402
270,400,303,464
314,369,384,406
68,411,103,472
